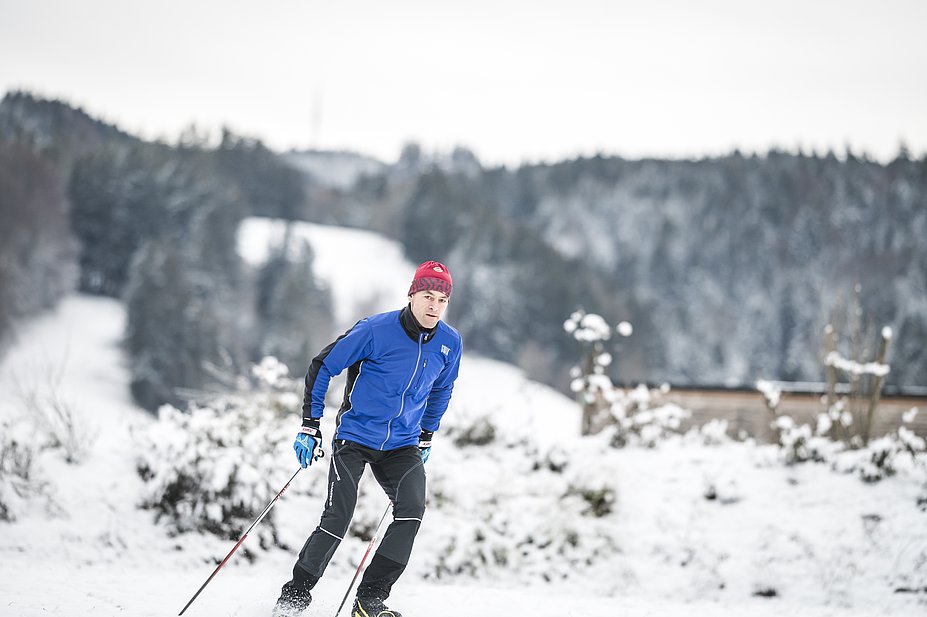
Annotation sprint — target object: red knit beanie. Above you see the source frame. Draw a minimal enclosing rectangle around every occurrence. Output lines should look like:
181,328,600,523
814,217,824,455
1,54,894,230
408,261,453,298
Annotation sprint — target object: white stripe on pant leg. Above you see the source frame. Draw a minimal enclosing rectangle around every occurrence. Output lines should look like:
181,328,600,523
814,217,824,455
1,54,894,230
320,526,344,541
393,517,422,523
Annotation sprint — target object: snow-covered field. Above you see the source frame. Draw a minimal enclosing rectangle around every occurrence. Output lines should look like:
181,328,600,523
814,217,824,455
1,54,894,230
237,218,415,330
1,220,925,617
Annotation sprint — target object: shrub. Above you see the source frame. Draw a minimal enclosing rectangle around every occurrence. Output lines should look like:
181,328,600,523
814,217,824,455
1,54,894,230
565,309,688,446
0,420,51,521
689,418,733,446
422,486,618,584
605,386,689,448
566,483,616,517
13,365,97,464
833,426,927,483
449,416,496,447
135,358,295,555
419,406,622,586
758,380,926,481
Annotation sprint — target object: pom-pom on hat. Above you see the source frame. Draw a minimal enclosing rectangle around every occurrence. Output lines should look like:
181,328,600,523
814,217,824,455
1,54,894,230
408,261,453,298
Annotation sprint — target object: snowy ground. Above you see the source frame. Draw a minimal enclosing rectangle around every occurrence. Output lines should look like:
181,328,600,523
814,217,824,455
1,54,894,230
1,220,925,616
2,295,924,617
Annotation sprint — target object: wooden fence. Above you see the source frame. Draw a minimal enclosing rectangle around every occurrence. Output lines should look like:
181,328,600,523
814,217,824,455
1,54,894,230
662,386,927,443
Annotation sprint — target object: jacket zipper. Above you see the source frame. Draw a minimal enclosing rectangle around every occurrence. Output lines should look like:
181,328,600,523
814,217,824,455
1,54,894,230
414,358,428,391
380,332,424,449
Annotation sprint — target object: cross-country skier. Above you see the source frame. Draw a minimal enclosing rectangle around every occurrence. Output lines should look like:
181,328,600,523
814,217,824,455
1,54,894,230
272,261,463,617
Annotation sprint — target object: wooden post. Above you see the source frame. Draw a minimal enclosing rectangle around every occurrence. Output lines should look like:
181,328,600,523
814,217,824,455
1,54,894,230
823,325,848,443
580,344,596,435
824,325,837,414
863,328,891,446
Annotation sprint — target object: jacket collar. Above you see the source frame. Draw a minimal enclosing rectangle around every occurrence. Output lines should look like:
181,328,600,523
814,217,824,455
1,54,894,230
400,305,437,343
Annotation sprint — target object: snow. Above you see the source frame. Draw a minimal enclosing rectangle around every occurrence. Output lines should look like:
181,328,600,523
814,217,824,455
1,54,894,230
826,351,891,378
756,379,782,410
2,225,926,616
237,217,416,329
574,313,611,342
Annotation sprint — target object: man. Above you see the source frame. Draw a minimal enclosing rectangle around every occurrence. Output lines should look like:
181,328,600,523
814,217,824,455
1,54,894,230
273,261,462,617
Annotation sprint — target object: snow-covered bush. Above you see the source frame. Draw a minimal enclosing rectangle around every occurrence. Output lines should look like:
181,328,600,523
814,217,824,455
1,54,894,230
771,414,839,465
565,309,688,446
833,424,927,483
688,418,733,446
758,380,926,481
446,415,496,447
564,309,617,435
417,398,623,587
757,317,926,482
135,357,296,553
606,385,689,448
534,445,570,473
565,478,616,517
423,445,620,584
0,420,51,522
759,319,897,465
819,323,893,448
424,501,618,584
760,379,844,464
13,368,97,464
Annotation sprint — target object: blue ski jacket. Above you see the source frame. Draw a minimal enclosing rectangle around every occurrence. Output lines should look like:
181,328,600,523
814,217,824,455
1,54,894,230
302,306,463,450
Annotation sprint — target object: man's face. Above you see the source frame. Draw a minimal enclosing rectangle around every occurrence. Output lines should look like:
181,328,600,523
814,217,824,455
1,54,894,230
409,289,449,329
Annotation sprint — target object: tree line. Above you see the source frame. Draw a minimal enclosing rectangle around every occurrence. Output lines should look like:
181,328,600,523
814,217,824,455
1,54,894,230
2,90,925,415
0,91,333,411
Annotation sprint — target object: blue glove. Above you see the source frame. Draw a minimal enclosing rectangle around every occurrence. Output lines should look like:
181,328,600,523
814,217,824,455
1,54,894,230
418,429,434,464
294,420,324,468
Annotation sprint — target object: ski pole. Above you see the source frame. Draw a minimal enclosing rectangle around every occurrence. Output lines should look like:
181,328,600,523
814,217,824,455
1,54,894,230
332,501,393,617
178,467,303,616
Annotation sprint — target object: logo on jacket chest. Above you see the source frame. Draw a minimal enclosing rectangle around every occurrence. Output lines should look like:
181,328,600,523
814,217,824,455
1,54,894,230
441,345,450,356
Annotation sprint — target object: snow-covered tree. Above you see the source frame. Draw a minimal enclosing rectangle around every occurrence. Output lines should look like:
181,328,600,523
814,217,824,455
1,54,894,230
757,323,926,481
565,309,687,444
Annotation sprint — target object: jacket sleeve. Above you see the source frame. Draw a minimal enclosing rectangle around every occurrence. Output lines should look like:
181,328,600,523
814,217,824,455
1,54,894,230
302,318,375,425
421,338,462,432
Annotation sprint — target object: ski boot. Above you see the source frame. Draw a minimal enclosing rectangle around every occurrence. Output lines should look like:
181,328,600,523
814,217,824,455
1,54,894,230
271,582,312,617
352,594,403,617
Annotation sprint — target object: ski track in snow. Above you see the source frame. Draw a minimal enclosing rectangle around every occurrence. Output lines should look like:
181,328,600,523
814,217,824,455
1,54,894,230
0,566,897,617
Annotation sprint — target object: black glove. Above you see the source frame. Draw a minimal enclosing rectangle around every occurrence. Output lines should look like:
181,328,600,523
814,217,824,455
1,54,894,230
418,429,434,463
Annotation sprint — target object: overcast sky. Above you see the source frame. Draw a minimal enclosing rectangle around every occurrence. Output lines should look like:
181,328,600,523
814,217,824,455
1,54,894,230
2,0,925,165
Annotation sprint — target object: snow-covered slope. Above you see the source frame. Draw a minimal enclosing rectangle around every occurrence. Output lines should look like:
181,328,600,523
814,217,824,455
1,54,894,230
1,221,925,617
238,217,416,329
0,295,605,616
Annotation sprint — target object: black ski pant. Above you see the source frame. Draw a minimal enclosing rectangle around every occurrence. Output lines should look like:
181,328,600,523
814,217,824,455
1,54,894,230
289,439,426,600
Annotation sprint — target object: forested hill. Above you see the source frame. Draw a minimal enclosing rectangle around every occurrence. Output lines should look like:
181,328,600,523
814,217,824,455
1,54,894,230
1,91,924,414
300,144,927,390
